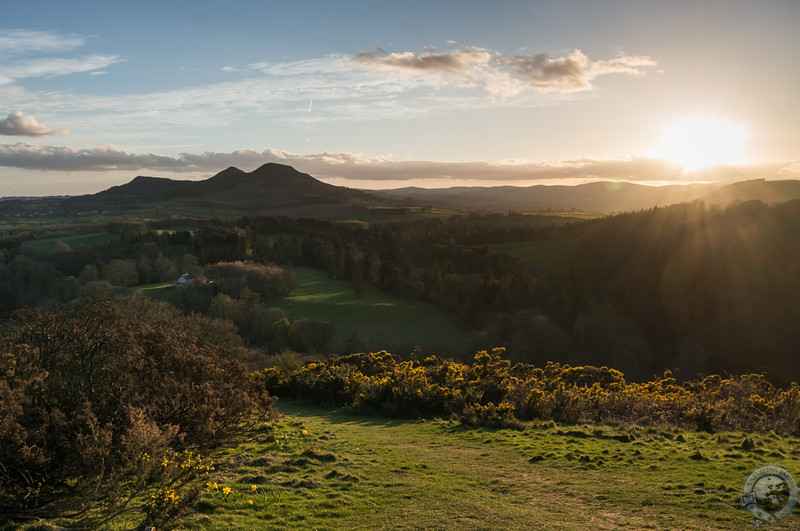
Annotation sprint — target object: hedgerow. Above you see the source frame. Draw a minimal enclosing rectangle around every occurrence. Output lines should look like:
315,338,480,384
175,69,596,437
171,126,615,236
262,348,800,433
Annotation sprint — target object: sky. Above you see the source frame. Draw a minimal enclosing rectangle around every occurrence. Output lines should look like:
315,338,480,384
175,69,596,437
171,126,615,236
1,0,799,197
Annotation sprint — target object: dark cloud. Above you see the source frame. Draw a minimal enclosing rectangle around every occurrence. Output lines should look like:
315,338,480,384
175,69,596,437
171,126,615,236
0,111,68,138
353,47,493,73
501,50,656,92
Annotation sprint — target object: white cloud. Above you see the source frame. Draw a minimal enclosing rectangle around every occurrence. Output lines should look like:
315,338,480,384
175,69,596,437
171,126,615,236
0,54,124,85
0,28,86,57
0,111,68,137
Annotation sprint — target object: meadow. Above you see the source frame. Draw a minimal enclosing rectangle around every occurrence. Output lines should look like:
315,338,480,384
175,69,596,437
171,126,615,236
176,400,799,530
274,267,472,356
19,231,114,253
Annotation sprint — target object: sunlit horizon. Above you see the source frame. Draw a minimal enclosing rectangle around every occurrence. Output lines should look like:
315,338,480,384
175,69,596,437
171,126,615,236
1,1,799,197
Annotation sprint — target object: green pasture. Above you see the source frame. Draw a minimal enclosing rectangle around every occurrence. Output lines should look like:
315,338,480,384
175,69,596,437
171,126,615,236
175,400,800,530
277,267,471,357
489,237,597,270
20,231,114,253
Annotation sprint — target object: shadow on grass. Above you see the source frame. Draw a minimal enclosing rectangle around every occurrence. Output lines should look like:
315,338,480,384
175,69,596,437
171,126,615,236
274,398,429,429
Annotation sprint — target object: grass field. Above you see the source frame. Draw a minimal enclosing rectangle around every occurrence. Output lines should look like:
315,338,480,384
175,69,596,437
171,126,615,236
276,267,471,357
20,231,114,253
488,237,597,271
175,400,800,530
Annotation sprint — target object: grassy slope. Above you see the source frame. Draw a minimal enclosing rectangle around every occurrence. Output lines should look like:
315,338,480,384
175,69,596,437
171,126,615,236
182,400,800,530
275,267,471,356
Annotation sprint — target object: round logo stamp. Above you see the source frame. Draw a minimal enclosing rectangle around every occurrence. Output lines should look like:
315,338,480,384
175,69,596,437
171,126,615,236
740,465,798,528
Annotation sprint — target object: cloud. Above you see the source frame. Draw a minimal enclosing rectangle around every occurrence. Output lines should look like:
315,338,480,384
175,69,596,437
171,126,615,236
0,54,124,85
501,49,656,92
0,111,69,137
353,46,656,94
0,28,86,57
354,46,494,74
1,142,793,188
0,142,186,171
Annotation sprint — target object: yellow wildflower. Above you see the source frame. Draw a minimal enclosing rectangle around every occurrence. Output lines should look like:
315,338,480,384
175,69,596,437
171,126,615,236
222,486,232,496
248,499,254,505
251,484,258,491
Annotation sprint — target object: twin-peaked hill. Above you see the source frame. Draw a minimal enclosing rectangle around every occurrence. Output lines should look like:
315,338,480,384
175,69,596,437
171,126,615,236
75,163,393,218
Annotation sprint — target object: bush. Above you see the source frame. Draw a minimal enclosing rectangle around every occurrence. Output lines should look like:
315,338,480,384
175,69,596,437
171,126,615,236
263,349,800,434
0,296,275,527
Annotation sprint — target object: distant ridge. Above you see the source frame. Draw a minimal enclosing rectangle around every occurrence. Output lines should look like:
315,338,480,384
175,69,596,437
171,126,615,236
72,162,392,217
381,178,800,213
701,179,800,206
59,164,800,217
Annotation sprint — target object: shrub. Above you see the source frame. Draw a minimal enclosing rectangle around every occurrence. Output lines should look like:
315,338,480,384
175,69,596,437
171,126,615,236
263,349,800,434
0,296,275,527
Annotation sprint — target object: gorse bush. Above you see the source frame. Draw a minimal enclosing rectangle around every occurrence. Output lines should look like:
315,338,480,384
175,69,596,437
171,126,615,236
262,348,800,433
0,296,275,528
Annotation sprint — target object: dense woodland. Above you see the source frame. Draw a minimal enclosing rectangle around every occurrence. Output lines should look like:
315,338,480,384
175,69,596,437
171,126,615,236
2,199,800,381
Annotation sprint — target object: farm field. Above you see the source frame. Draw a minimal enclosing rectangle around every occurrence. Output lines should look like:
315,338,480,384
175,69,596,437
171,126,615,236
275,267,472,357
20,231,114,253
178,400,799,530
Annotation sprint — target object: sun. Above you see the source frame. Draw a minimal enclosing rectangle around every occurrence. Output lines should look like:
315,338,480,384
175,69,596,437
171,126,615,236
654,116,749,171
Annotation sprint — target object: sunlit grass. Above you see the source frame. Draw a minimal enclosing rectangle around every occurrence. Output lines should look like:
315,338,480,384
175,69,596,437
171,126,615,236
276,267,471,356
175,400,800,530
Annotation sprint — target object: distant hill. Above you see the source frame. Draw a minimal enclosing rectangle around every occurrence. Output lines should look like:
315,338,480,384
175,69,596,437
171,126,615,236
67,163,396,218
22,164,800,218
381,178,800,214
700,178,800,206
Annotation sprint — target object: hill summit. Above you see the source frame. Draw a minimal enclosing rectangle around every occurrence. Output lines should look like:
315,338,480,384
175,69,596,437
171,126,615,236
81,163,387,217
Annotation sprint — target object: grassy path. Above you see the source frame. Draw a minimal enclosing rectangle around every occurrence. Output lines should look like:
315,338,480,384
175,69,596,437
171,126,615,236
183,401,800,530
